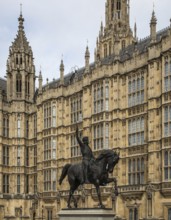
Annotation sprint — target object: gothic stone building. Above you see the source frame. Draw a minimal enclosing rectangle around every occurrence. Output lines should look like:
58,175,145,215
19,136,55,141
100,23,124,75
0,0,171,219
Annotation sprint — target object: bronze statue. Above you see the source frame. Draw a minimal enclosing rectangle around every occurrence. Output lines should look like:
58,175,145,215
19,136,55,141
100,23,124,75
59,128,120,208
76,127,95,184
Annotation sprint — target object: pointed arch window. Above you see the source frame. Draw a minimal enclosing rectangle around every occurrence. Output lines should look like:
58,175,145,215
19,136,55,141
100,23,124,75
25,76,30,96
16,73,22,95
129,209,133,220
52,105,56,127
128,75,145,107
165,62,169,76
104,44,107,57
116,0,121,19
129,207,139,220
111,0,115,19
116,0,121,10
16,55,19,65
109,41,112,56
20,55,22,65
128,157,145,185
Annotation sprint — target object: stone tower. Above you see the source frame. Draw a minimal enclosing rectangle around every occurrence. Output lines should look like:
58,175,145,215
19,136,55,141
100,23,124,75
6,12,35,102
95,0,134,60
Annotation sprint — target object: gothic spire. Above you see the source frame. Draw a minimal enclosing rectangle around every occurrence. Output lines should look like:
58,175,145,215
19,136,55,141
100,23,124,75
11,10,31,52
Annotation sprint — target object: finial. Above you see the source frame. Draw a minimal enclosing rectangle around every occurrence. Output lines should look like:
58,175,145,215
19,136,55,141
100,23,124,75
18,3,24,30
39,65,42,75
20,3,22,15
60,58,64,71
134,19,137,39
153,2,155,11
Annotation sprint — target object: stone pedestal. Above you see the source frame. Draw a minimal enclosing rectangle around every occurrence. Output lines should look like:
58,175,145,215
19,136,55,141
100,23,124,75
58,208,115,220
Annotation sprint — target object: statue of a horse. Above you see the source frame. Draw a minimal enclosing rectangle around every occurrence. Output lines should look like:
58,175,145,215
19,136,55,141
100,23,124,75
59,149,120,208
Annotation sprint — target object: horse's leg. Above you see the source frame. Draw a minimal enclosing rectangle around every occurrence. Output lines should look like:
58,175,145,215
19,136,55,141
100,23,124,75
113,177,118,196
95,182,105,208
67,189,73,208
68,184,79,208
105,177,118,196
71,193,78,208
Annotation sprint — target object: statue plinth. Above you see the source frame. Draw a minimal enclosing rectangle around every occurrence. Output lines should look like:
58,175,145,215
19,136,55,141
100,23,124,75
58,208,115,220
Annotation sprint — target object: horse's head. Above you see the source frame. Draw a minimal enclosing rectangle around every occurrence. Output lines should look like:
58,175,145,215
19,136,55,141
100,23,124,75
106,151,120,173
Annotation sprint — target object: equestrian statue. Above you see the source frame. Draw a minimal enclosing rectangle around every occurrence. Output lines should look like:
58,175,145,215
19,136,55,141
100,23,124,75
59,127,120,208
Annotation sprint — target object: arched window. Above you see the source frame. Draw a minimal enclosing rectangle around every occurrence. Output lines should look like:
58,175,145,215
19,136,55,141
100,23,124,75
128,81,132,93
16,55,19,65
116,0,121,10
137,159,140,171
129,209,133,220
52,105,56,127
16,73,22,94
137,78,140,90
165,62,169,76
129,160,132,172
116,0,121,19
134,208,138,220
141,77,144,89
165,151,169,166
111,0,115,19
104,44,107,57
20,56,22,65
109,41,112,56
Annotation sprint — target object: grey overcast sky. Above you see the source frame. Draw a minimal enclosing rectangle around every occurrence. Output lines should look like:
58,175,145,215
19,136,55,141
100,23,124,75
0,0,171,85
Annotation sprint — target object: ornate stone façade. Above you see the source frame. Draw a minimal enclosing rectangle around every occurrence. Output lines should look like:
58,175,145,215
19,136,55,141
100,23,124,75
0,0,171,219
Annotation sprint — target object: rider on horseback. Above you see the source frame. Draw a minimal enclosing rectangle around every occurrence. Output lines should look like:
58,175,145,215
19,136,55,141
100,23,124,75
76,127,95,184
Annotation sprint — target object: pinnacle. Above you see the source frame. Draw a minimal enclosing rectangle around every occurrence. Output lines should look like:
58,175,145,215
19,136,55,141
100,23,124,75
11,13,31,52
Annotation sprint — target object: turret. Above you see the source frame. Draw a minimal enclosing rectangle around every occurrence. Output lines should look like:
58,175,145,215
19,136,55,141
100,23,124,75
94,0,134,61
6,11,35,102
60,59,64,85
85,45,90,73
150,10,157,43
38,69,43,94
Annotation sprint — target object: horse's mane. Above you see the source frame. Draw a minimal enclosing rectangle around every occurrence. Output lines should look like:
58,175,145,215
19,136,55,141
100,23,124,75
96,149,115,161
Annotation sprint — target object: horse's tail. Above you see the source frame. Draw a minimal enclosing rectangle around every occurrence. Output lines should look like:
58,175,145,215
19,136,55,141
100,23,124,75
59,164,72,185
